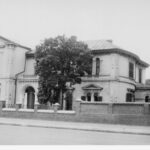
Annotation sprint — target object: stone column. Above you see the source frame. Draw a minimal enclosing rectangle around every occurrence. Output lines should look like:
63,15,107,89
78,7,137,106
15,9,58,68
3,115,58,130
53,103,60,113
24,93,27,108
34,93,38,104
108,103,113,114
144,104,150,114
91,93,94,102
63,99,66,110
0,101,5,114
34,104,38,113
73,99,81,115
15,104,20,111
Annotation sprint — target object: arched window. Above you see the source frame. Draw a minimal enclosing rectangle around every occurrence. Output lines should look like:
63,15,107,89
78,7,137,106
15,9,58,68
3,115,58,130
96,58,100,75
87,93,91,102
25,86,35,109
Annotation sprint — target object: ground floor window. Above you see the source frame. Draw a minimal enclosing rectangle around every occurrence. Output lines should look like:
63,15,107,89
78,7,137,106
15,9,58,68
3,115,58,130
126,93,135,102
94,93,102,102
145,96,150,102
81,92,102,102
126,88,135,102
87,93,91,102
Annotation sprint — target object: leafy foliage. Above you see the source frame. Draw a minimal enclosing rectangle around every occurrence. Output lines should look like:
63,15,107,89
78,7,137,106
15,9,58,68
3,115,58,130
35,35,92,104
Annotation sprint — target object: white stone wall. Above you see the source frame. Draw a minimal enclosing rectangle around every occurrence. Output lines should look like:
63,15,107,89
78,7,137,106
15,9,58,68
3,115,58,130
0,38,30,104
73,52,145,103
11,46,29,77
24,57,36,75
118,54,146,84
16,80,39,106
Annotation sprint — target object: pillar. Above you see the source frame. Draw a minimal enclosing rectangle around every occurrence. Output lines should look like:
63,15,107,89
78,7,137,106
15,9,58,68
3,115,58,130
24,93,27,108
144,104,150,114
108,103,113,114
91,93,94,102
53,103,60,113
34,93,38,105
74,99,81,115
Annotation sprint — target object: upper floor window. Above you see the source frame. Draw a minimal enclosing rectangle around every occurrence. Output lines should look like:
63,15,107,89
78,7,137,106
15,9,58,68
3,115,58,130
139,68,142,83
129,62,134,79
96,58,100,75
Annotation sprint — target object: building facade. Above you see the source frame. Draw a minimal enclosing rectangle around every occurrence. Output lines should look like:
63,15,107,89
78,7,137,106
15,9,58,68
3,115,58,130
73,40,149,104
0,36,149,109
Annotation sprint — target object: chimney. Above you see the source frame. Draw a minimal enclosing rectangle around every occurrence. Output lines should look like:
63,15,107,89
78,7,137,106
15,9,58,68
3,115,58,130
107,40,113,43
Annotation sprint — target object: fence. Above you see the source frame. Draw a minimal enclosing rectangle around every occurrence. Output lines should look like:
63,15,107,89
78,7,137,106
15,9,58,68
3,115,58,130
75,100,150,115
0,100,150,126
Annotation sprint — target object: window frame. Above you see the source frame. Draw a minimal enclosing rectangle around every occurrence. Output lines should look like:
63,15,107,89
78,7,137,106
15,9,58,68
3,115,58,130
139,68,142,83
96,58,100,76
129,62,134,79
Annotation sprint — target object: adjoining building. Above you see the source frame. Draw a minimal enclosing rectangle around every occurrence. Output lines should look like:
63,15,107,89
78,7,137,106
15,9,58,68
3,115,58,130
0,36,149,109
73,40,150,103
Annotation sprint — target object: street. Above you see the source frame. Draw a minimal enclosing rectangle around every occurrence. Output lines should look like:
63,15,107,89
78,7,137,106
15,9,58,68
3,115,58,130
0,124,150,145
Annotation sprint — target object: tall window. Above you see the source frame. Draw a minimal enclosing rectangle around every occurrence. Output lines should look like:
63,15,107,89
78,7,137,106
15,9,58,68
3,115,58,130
129,62,134,79
94,93,98,101
87,93,91,102
126,89,135,102
139,68,142,83
96,58,100,75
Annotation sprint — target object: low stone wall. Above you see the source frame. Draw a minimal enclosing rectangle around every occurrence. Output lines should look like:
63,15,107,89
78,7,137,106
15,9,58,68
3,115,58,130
112,103,145,114
77,101,150,115
80,102,108,114
0,101,150,126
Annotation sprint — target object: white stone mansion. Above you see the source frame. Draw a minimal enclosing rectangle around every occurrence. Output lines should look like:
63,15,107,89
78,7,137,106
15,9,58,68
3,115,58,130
0,36,150,109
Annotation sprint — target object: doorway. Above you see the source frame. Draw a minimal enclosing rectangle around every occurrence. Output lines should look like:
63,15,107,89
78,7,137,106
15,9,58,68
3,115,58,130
25,86,35,109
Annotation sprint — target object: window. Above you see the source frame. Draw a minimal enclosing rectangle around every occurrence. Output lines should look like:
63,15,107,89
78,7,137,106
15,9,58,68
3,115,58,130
81,96,86,101
98,96,103,102
139,68,142,83
129,62,134,79
94,92,102,102
126,93,132,102
87,93,91,102
96,58,100,75
126,90,135,102
94,93,98,101
145,96,149,102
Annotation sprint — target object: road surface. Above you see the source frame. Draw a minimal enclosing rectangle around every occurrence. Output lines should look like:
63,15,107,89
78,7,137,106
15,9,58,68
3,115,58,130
0,124,150,145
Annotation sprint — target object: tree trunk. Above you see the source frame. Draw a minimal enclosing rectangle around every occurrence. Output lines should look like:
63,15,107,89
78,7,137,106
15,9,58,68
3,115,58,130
59,89,63,110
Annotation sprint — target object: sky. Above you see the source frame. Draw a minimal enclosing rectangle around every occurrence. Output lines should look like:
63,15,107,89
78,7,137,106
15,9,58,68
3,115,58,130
0,0,150,78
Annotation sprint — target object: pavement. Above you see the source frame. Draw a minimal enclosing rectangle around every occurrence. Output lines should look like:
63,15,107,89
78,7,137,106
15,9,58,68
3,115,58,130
0,117,150,135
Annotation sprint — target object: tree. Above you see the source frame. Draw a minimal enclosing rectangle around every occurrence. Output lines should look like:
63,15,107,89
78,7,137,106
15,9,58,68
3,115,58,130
35,35,92,107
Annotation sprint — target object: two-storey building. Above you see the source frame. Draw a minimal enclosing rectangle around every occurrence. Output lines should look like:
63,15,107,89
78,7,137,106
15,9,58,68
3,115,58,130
0,36,31,106
0,35,149,109
73,40,149,103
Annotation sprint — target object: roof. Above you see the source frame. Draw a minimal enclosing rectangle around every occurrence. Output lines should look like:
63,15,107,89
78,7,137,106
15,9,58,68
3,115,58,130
136,83,150,90
85,40,120,50
85,40,149,67
82,84,103,90
26,51,35,57
0,35,31,51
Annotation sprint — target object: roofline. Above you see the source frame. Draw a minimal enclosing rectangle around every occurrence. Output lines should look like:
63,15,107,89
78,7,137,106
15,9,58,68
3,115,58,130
136,86,150,90
0,35,31,51
26,53,34,58
92,48,149,67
